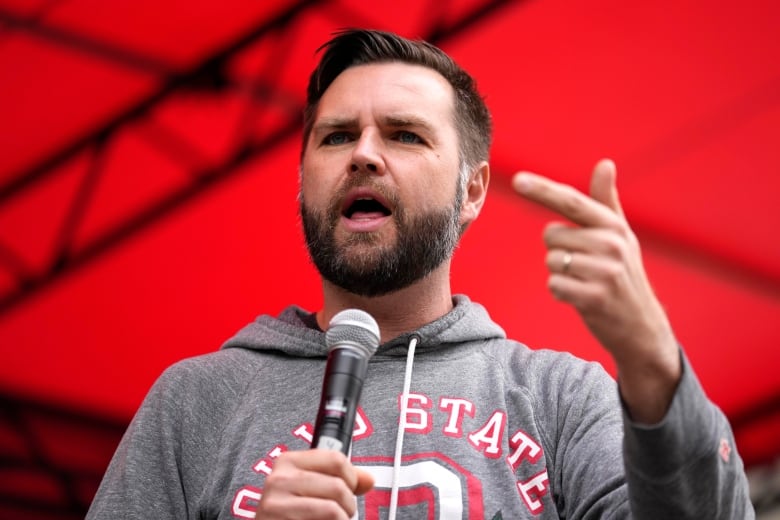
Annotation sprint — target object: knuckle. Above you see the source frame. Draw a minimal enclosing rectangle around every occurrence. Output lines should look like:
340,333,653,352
321,499,347,519
600,233,628,259
611,220,635,243
322,449,348,466
602,261,624,283
560,194,586,219
264,467,295,489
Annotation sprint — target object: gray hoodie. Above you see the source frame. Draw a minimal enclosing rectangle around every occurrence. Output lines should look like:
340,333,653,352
87,295,753,519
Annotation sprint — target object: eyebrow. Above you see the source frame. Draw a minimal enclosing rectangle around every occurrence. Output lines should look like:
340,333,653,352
311,114,436,134
311,117,355,133
383,114,436,133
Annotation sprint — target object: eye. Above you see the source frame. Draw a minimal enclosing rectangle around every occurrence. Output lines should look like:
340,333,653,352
395,131,423,144
323,132,352,145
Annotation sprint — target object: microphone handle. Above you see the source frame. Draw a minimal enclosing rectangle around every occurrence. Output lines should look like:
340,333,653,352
312,348,369,454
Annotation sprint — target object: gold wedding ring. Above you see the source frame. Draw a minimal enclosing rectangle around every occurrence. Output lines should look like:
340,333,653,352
562,252,573,274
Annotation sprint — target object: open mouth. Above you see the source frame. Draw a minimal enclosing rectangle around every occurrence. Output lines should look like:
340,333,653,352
342,188,393,221
344,197,391,220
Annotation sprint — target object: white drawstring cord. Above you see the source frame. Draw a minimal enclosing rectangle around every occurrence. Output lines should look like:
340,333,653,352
388,334,419,520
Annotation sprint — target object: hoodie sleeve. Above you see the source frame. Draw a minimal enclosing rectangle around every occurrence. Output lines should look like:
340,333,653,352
541,356,632,518
86,354,244,519
620,351,755,519
539,349,753,519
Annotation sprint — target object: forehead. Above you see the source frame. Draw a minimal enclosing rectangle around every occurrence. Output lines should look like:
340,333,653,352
315,62,457,125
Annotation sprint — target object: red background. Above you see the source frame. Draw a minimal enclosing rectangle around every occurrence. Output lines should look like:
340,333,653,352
1,1,778,517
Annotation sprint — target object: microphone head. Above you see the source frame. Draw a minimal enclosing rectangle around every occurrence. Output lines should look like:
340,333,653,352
326,309,380,359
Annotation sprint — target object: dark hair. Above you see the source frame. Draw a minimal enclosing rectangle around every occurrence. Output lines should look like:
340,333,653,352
302,28,492,173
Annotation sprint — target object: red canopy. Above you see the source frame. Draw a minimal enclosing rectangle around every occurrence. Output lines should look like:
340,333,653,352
1,1,778,517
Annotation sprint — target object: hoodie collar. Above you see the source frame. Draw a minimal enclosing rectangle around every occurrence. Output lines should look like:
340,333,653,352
221,294,506,358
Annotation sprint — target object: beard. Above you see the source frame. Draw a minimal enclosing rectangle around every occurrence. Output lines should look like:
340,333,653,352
300,181,463,297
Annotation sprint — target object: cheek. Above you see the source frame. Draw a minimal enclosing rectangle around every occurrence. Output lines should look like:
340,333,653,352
424,174,460,206
299,176,321,209
301,154,342,198
401,184,454,215
300,163,329,198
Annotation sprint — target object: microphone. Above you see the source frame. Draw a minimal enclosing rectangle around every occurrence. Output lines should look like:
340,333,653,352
312,309,380,454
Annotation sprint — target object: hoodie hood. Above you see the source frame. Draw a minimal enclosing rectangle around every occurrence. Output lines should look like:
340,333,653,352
221,294,506,358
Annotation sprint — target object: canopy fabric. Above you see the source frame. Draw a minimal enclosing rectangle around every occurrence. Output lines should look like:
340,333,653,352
1,0,778,517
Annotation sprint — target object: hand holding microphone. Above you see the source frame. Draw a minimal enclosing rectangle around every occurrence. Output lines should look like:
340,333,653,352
255,309,378,519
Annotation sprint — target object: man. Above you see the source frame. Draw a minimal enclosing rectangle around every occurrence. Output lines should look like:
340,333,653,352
87,29,753,519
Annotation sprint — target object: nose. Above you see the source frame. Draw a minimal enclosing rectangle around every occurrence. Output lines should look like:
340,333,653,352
350,129,385,175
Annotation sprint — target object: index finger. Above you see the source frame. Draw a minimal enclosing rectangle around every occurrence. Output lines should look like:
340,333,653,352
512,172,621,229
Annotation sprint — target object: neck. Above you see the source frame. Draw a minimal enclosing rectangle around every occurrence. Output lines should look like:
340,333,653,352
316,263,454,343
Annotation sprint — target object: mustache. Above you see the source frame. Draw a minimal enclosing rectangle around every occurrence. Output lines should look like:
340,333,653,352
327,176,400,218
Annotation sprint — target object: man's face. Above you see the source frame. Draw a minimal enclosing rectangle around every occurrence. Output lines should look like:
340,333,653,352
299,62,465,297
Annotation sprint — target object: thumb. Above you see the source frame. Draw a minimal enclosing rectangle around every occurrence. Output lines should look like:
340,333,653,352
589,158,624,217
353,468,375,495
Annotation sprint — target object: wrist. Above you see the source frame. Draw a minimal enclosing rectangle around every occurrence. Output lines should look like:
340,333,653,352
616,335,681,424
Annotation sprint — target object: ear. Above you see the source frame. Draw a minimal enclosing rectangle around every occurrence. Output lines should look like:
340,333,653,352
459,161,490,226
